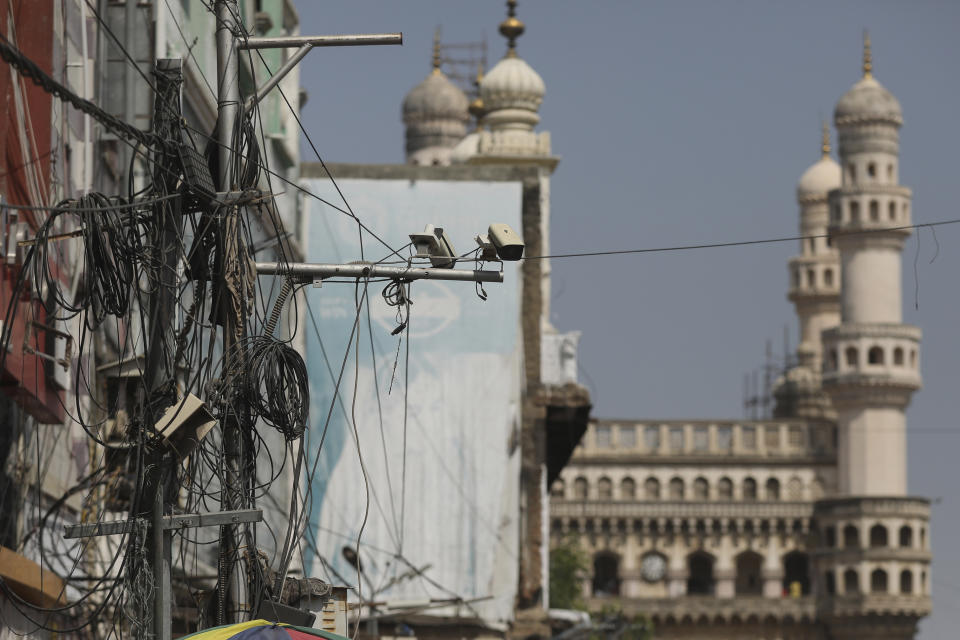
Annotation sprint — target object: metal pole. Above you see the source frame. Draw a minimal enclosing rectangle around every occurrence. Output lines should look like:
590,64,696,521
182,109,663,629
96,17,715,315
237,33,402,49
255,261,505,284
215,0,245,625
244,44,312,113
123,0,137,190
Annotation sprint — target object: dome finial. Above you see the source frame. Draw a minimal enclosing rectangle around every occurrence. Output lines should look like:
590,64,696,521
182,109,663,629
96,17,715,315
821,120,831,158
432,26,442,73
863,30,872,78
499,0,525,58
468,63,486,130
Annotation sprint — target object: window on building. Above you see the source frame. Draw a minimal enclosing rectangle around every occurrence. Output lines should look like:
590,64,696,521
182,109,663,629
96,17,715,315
899,525,913,548
693,427,708,451
806,268,816,287
620,477,636,500
824,268,834,287
843,524,859,548
619,425,636,448
687,552,715,595
644,425,661,451
788,426,804,447
825,571,836,595
669,427,684,452
844,569,859,594
644,477,660,500
766,478,781,501
574,477,588,499
850,200,860,222
598,477,613,500
867,162,877,178
871,569,888,593
735,551,763,595
717,426,732,451
765,426,780,449
894,347,904,365
693,477,709,500
828,349,838,370
870,200,880,221
787,476,803,500
717,477,733,500
870,524,888,547
825,526,836,547
596,425,612,448
669,477,684,500
783,551,811,595
910,350,917,368
889,201,897,220
921,527,926,548
592,553,620,596
900,570,914,594
845,346,859,367
868,346,884,365
743,477,757,501
742,426,757,449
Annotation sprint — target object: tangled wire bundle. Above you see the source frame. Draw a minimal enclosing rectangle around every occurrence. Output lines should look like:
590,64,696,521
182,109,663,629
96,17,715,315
244,335,309,441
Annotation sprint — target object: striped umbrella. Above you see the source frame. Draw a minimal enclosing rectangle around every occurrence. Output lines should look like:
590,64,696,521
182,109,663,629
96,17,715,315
179,620,351,640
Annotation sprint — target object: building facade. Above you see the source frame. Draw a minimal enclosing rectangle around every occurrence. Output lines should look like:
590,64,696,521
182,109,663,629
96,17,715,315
550,38,931,640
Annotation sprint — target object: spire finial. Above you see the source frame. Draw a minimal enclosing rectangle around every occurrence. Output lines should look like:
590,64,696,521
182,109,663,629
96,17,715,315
821,120,831,158
499,0,525,58
863,30,872,78
432,26,442,73
468,63,485,131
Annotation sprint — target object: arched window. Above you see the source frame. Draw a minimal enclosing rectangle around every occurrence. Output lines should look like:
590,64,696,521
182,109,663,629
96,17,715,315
669,477,684,501
871,569,888,593
832,204,842,221
550,479,565,498
766,478,781,501
743,477,757,501
900,570,914,594
824,268,834,287
645,477,660,500
620,477,636,500
843,524,859,548
870,524,888,547
868,346,884,365
783,551,811,595
845,346,859,367
910,350,917,368
592,553,620,596
735,551,763,595
574,477,588,500
717,477,733,501
850,201,860,222
806,268,816,287
867,162,877,178
824,526,837,547
920,527,926,548
899,525,913,548
922,571,927,593
828,349,838,371
825,571,836,595
889,201,897,220
787,477,803,500
598,477,613,500
844,569,859,594
693,477,709,500
894,347,904,365
687,552,715,595
869,200,880,221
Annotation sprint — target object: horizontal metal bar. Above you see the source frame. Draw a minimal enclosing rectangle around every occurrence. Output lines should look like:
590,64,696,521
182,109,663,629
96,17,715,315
256,261,504,284
238,33,402,50
64,509,263,538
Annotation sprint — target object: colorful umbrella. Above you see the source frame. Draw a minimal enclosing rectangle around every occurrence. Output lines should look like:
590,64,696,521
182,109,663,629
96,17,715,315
179,620,351,640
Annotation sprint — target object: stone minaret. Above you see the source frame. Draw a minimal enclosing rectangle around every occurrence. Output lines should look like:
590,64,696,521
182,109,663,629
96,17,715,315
816,34,931,640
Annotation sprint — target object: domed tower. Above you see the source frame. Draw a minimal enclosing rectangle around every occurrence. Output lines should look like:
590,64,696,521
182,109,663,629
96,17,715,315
402,29,469,166
774,124,842,420
815,35,931,640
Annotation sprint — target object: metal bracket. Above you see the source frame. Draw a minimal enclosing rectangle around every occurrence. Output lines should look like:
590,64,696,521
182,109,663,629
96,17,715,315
64,508,263,539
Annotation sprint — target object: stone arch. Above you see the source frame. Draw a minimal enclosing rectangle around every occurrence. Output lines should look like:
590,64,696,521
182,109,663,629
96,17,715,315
644,477,660,500
900,569,914,594
845,346,859,367
869,199,880,221
870,523,888,547
573,476,588,499
693,477,709,500
844,568,859,594
742,477,757,501
871,568,888,593
765,477,781,501
597,476,613,500
735,550,763,595
888,200,897,220
850,200,860,222
824,570,836,595
828,349,838,370
687,551,715,595
592,552,621,596
868,346,884,365
669,477,685,500
787,476,803,500
894,347,904,365
717,477,733,501
620,477,636,500
824,267,834,287
824,525,837,547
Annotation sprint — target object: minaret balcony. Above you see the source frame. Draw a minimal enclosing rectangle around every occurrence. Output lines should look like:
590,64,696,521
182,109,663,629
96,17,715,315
822,324,921,397
788,256,840,304
827,186,912,241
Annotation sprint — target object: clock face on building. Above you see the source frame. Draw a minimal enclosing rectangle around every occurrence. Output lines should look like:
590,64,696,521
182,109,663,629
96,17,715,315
641,553,666,582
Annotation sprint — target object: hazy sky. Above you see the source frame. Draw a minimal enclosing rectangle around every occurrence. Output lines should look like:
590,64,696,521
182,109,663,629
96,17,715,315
291,2,960,636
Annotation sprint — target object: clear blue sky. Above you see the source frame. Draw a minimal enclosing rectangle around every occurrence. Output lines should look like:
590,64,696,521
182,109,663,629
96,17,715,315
292,2,960,636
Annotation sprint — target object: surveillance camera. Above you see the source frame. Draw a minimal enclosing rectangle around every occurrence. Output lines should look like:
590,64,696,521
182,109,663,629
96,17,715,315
474,234,498,261
409,224,457,268
488,223,524,261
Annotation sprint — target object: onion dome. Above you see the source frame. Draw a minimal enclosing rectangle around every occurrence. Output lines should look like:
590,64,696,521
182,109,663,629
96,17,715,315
479,1,545,125
834,33,903,126
402,29,469,164
797,122,841,197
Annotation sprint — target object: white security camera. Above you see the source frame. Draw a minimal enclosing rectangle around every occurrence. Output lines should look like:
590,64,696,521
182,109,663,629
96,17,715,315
409,224,457,268
488,223,524,261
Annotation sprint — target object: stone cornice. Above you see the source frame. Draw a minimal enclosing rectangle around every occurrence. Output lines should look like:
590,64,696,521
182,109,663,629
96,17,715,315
551,499,816,520
814,496,931,518
823,323,921,341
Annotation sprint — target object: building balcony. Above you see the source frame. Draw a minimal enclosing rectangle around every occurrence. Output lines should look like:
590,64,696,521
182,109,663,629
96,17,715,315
587,595,817,625
551,499,814,523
